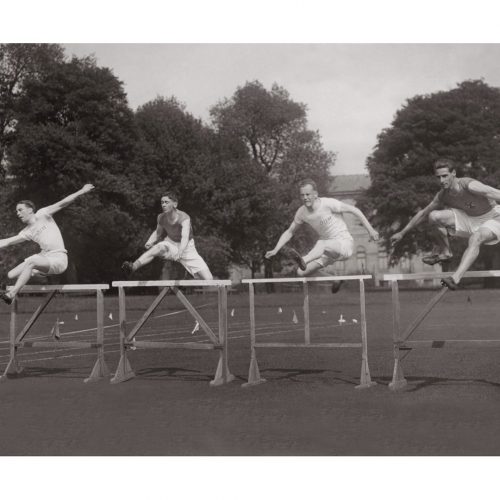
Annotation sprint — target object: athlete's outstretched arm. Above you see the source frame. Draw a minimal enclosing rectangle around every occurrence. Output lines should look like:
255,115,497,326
265,221,299,259
43,184,95,216
0,234,26,250
468,180,500,201
390,195,441,246
339,202,379,241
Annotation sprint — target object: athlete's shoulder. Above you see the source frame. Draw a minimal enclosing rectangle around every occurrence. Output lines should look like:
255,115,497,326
177,210,191,222
35,207,52,219
321,197,343,210
457,177,475,189
293,205,306,222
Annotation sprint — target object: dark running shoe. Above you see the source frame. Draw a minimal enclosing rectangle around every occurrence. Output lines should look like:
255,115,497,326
331,280,344,294
121,261,134,276
286,247,307,271
441,277,459,290
422,254,452,266
0,292,13,305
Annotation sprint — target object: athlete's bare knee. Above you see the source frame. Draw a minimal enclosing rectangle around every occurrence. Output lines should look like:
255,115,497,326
428,210,445,226
469,231,490,247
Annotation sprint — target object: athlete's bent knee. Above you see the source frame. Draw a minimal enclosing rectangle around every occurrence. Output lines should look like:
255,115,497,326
428,210,444,225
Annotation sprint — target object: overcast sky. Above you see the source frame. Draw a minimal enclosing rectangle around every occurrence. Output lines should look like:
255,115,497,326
63,44,500,176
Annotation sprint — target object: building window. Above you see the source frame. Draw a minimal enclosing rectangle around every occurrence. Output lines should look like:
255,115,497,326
356,246,367,274
400,256,411,273
333,259,346,274
378,250,388,271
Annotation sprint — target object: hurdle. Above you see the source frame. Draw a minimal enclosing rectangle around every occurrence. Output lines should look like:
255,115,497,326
242,275,377,389
383,270,500,390
0,284,110,383
110,280,235,385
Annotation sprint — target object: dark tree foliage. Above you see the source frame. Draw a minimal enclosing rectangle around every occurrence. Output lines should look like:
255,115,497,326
133,96,278,277
359,79,500,268
210,81,335,277
0,44,65,173
5,56,142,282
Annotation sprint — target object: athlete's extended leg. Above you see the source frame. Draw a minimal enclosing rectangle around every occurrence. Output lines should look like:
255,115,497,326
297,259,345,293
301,241,326,266
424,209,455,264
7,261,29,280
193,267,213,280
122,241,177,275
442,227,496,289
1,255,51,304
297,260,324,277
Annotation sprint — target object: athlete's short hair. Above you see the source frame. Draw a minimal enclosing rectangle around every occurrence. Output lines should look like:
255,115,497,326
434,158,456,172
299,179,318,192
17,200,36,211
162,192,179,203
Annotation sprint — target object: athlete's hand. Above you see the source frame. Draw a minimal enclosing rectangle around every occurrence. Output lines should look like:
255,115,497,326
369,229,379,242
390,232,404,246
144,241,155,250
81,184,95,194
265,249,277,259
172,248,182,262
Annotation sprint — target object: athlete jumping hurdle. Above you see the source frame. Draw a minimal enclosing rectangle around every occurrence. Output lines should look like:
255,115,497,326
265,178,379,293
121,192,213,280
391,158,500,290
0,184,95,305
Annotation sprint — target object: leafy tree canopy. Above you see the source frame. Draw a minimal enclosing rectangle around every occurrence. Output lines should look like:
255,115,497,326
359,79,500,261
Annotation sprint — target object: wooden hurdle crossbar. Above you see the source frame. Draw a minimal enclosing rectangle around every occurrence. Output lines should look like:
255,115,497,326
241,275,377,389
383,270,500,391
110,280,236,385
0,284,110,383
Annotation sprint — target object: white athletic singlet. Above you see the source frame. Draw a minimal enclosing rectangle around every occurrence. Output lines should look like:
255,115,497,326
18,208,66,252
294,197,352,240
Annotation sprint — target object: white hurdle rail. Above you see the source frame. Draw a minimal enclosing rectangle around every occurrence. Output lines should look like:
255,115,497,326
110,280,235,386
241,275,377,389
0,284,110,383
383,270,500,391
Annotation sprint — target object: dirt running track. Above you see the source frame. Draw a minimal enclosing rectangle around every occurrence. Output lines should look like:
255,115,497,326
1,286,500,455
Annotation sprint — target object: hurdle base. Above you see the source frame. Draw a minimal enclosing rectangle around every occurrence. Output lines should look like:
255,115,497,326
84,357,111,383
388,379,408,391
0,358,24,381
242,378,267,388
355,380,377,390
354,358,377,390
110,355,136,384
209,355,236,386
389,359,407,391
242,353,266,387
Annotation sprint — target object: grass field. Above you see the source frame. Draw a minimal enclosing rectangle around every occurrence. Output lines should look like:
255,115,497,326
1,283,500,455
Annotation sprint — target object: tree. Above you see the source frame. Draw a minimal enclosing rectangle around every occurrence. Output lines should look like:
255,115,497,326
133,96,278,278
210,81,335,280
359,79,500,269
5,55,142,282
0,44,64,173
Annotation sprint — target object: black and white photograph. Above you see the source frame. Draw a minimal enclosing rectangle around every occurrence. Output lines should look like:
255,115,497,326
2,2,500,499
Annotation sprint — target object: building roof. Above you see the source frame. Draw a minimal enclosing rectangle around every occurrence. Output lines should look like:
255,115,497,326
329,174,371,195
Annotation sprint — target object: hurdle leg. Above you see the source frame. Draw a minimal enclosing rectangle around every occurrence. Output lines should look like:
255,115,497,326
211,285,235,386
389,280,407,390
110,287,135,384
0,298,23,381
303,281,310,344
85,289,111,383
243,283,266,387
355,279,377,389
